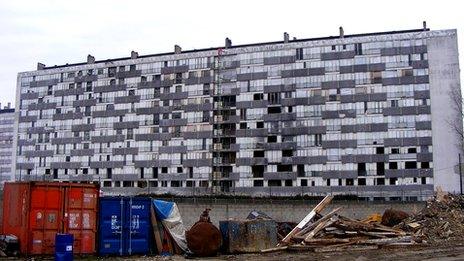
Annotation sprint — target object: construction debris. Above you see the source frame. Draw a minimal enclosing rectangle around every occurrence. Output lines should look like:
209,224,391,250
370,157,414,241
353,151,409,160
381,209,410,227
266,195,419,253
396,193,464,243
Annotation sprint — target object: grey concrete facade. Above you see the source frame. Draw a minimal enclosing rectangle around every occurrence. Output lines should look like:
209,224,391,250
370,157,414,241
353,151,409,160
0,103,15,189
13,28,462,200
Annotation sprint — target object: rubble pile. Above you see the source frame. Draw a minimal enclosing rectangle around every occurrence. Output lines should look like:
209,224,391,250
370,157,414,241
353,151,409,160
396,193,464,243
270,196,418,253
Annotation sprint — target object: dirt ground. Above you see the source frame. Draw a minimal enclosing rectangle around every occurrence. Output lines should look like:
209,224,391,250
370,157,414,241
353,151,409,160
70,242,464,261
5,242,464,260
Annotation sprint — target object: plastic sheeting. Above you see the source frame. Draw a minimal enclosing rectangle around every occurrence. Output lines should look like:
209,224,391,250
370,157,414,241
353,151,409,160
152,199,189,252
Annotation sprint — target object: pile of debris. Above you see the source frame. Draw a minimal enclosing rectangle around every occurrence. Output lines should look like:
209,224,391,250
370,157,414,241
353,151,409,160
395,192,464,243
268,196,418,253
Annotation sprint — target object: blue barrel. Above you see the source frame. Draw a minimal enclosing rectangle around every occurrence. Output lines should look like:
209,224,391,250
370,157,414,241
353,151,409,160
55,234,74,261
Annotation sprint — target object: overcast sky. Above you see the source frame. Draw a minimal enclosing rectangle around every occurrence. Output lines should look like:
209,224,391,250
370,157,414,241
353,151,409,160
0,0,462,107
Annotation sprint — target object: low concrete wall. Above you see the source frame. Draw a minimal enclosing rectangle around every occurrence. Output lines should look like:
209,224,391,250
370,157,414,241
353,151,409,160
160,198,425,228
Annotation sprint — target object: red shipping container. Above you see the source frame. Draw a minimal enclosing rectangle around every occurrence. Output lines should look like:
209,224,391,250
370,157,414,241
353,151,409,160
2,182,98,255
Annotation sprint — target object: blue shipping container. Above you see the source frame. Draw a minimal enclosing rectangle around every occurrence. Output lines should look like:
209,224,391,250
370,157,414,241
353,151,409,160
55,234,73,261
98,197,152,255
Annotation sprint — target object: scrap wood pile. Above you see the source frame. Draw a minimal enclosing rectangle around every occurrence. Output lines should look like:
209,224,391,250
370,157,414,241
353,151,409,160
395,191,464,243
266,196,419,253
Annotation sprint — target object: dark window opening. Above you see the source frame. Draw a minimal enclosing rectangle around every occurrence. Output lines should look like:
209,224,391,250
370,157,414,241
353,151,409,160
240,122,247,129
421,177,427,184
277,164,292,172
389,162,398,169
315,134,322,146
296,48,303,60
358,163,366,176
377,162,385,175
285,180,293,187
391,148,400,154
152,167,158,179
358,178,366,186
107,168,112,179
282,150,293,157
256,121,264,128
253,180,264,187
177,167,183,173
355,43,363,55
252,165,264,178
171,181,181,187
408,147,417,153
268,106,281,114
421,162,430,169
268,136,277,143
297,165,305,177
301,179,308,186
376,147,384,154
346,179,354,186
405,161,417,169
376,178,385,185
390,177,398,185
268,180,281,187
253,93,263,101
161,167,168,174
253,150,264,157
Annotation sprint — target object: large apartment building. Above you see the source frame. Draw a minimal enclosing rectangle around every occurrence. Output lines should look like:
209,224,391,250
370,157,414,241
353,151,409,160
13,25,462,199
0,103,15,189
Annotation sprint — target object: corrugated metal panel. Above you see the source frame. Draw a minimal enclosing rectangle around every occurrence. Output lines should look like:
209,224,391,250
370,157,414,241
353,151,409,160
98,197,152,255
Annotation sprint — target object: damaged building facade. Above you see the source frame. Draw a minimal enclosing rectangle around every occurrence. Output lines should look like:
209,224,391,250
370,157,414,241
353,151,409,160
0,103,15,189
13,27,462,199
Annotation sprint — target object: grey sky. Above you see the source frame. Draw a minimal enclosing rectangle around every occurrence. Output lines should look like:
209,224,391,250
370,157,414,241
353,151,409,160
0,0,462,107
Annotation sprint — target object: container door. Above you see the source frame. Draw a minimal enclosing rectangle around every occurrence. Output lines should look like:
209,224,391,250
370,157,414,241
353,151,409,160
124,198,151,255
29,185,63,254
99,198,124,255
2,183,30,255
64,186,98,254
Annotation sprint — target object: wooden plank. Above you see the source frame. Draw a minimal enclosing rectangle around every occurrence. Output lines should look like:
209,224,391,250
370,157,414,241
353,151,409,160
278,195,334,246
303,217,337,242
287,244,316,251
150,205,164,254
361,236,413,245
260,246,288,253
303,238,351,245
295,207,341,238
315,245,378,253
